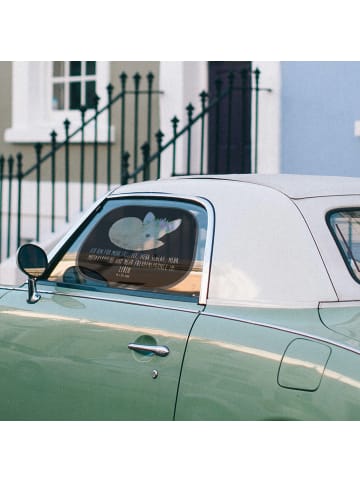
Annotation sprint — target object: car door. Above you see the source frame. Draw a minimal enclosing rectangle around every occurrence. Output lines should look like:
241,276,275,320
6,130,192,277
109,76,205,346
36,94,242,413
175,307,339,420
0,195,212,421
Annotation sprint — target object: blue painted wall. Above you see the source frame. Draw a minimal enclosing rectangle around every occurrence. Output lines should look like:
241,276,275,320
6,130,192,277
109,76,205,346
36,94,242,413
281,62,360,176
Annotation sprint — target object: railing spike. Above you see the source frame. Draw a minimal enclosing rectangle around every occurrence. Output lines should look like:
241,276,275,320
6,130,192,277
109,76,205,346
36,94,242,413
186,103,195,121
94,94,100,109
171,116,179,126
133,72,141,88
141,141,150,154
199,90,208,103
16,152,23,174
120,72,127,88
34,143,43,157
64,118,71,136
155,130,164,143
8,154,14,172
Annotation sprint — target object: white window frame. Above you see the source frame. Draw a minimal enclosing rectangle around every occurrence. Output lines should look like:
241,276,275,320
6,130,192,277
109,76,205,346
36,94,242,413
5,61,112,143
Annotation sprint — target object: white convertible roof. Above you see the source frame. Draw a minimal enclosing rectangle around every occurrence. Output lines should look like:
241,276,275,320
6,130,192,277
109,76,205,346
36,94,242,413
169,174,360,199
112,173,360,199
109,173,360,306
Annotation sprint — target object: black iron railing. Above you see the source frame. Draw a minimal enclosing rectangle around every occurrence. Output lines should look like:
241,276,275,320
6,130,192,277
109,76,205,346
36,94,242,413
122,68,271,183
0,67,270,262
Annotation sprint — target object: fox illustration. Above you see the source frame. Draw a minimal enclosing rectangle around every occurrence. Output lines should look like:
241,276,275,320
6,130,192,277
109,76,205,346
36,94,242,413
108,212,182,251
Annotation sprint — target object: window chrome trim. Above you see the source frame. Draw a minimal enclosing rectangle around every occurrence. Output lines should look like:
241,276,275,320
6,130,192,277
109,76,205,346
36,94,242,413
48,192,215,306
12,285,203,314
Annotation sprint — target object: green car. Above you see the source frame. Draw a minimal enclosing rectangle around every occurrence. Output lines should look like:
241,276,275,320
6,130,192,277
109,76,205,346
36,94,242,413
1,173,360,420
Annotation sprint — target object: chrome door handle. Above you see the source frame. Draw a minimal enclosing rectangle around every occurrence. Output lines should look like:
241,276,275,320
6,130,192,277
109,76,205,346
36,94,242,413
128,343,170,357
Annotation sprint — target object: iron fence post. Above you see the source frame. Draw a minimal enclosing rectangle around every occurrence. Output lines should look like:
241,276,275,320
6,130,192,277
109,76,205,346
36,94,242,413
155,130,164,179
16,153,23,248
171,116,179,176
34,143,42,242
186,103,194,175
6,156,14,258
120,72,127,182
199,91,208,175
141,142,150,181
64,118,70,223
133,73,141,182
147,72,154,150
79,105,87,212
50,130,57,232
106,83,114,190
93,94,100,201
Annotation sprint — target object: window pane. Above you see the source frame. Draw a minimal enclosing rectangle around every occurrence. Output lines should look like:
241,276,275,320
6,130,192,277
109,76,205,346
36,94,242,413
52,83,64,110
78,205,197,291
86,61,96,75
53,61,64,77
85,81,96,108
70,61,81,76
328,209,360,282
70,81,81,109
47,198,208,299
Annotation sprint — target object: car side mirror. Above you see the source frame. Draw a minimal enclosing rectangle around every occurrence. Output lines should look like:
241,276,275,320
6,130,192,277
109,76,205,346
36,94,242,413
17,244,48,304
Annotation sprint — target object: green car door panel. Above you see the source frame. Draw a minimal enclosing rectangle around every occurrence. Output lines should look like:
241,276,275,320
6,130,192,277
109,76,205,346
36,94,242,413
175,307,360,420
0,285,200,420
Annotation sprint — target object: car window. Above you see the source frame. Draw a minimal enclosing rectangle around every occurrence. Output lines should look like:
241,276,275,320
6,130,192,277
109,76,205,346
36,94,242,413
47,197,209,300
327,208,360,282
